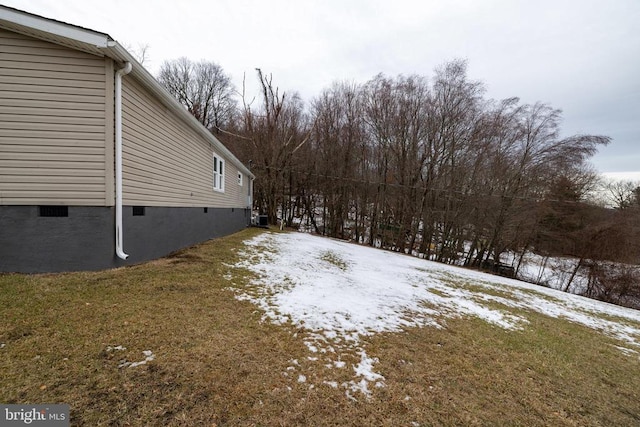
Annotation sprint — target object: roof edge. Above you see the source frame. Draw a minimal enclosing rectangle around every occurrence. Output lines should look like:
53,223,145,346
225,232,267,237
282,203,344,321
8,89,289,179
0,5,112,48
106,43,253,178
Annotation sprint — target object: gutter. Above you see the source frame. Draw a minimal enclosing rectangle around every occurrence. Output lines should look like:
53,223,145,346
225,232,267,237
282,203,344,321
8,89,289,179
115,62,132,260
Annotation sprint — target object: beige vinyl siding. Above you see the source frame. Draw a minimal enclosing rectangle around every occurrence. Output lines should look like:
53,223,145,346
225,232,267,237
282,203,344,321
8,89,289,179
121,76,248,208
0,28,108,206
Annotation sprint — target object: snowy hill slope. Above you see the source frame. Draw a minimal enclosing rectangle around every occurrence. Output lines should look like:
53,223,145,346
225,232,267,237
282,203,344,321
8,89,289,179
232,232,640,397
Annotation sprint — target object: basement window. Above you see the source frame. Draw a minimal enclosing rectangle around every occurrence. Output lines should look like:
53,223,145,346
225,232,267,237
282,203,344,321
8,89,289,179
204,207,208,213
39,206,68,217
132,206,146,216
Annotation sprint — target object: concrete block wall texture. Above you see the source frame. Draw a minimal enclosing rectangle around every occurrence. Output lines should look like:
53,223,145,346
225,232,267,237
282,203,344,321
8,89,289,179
0,206,250,273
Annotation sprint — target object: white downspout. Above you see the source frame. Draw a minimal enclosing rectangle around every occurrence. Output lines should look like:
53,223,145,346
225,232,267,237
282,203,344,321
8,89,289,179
115,62,132,260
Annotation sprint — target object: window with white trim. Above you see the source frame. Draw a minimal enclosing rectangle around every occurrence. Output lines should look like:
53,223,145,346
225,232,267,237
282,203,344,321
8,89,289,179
238,172,243,186
213,154,225,192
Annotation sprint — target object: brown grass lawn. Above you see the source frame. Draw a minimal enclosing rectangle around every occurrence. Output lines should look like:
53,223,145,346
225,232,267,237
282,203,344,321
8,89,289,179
1,227,640,426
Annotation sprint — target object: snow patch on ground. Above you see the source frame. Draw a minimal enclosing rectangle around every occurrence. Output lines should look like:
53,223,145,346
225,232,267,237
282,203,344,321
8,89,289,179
118,350,155,369
504,251,588,294
232,232,640,397
349,351,385,395
613,345,639,357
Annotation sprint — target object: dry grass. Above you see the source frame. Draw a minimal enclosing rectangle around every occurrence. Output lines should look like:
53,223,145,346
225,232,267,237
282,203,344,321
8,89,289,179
1,227,640,426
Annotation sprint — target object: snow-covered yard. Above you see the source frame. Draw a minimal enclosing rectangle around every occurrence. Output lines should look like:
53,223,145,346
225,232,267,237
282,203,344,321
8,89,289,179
504,251,589,294
231,232,640,397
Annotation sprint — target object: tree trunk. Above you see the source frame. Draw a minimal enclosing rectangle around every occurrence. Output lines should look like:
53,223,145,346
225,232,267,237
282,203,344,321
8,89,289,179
563,258,583,293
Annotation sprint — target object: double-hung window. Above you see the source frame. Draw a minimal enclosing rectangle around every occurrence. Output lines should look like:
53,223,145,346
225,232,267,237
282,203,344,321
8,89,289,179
213,154,225,192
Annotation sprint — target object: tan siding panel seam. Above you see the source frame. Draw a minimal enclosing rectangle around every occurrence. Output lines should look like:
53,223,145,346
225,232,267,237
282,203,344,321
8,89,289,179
0,67,105,82
0,130,104,139
0,144,104,155
0,98,105,110
0,176,104,184
0,113,104,125
0,83,104,96
0,167,104,176
1,60,105,74
0,138,105,147
0,160,104,169
1,191,105,198
0,74,105,89
0,43,102,60
0,90,105,104
0,52,105,67
0,106,104,118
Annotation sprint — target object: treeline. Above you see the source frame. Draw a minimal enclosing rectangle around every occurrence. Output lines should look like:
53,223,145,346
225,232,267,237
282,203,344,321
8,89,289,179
158,58,640,308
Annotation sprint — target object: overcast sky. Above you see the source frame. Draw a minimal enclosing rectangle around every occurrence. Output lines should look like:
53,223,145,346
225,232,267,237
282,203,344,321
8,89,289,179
5,0,639,178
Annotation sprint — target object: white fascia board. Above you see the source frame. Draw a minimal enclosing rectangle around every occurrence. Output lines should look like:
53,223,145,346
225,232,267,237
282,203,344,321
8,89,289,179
0,6,111,48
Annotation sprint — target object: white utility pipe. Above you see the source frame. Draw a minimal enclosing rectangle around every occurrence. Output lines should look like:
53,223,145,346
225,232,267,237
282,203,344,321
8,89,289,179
115,62,132,260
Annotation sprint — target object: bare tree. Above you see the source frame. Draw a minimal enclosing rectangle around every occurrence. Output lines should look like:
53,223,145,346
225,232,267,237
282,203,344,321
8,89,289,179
158,58,236,133
604,179,640,209
206,57,630,305
232,69,309,224
470,100,609,268
309,81,365,238
361,73,435,251
124,42,150,66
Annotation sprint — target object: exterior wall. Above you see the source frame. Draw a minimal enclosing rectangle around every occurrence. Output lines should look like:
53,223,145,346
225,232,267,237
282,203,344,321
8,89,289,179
121,75,250,208
0,25,254,273
0,205,113,273
0,205,251,273
0,28,110,206
122,205,250,264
